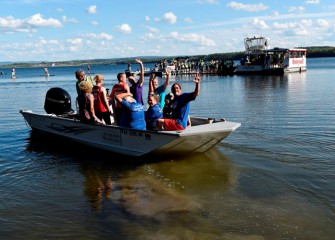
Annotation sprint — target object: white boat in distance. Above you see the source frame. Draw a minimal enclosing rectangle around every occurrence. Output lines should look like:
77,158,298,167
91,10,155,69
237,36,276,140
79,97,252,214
235,36,307,75
20,110,240,157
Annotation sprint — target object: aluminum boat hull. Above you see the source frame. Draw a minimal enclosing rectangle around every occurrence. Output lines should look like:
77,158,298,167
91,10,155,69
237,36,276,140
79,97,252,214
20,110,240,157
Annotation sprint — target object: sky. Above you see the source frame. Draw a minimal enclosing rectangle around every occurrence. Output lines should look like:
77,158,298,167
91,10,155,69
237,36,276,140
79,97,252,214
0,0,334,62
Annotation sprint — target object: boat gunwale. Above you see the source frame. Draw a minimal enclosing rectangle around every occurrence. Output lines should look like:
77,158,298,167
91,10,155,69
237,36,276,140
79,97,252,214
20,110,240,137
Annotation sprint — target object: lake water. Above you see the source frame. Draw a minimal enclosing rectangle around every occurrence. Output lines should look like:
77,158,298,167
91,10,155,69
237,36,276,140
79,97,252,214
0,58,334,239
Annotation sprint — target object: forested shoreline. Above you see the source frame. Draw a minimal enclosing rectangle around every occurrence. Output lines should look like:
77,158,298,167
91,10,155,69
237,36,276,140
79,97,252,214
1,46,334,69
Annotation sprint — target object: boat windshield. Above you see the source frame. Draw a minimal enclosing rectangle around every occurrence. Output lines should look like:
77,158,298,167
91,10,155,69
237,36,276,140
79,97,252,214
244,37,269,53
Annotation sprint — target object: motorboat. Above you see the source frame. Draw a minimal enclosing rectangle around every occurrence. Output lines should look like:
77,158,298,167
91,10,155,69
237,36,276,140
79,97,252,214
20,88,240,157
125,67,152,77
235,36,307,75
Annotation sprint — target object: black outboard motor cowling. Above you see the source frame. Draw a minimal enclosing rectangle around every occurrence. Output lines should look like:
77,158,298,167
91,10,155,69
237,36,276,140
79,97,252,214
44,87,73,115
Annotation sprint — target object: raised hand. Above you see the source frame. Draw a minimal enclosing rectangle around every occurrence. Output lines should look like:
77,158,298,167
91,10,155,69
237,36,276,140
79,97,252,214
193,73,201,84
165,67,172,75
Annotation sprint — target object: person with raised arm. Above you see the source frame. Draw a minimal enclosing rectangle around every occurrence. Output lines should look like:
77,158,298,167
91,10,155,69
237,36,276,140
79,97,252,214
156,73,201,131
128,59,145,105
148,67,171,108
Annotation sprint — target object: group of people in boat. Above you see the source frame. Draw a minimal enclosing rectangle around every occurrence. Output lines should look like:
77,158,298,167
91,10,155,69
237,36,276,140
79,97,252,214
75,59,201,131
240,53,284,67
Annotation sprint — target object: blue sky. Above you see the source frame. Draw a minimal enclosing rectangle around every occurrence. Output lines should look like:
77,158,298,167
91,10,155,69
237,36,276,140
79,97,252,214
0,0,334,62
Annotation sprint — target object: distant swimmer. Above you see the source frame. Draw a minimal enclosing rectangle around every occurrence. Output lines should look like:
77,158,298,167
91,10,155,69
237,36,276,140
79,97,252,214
11,67,16,79
87,65,91,75
44,67,49,77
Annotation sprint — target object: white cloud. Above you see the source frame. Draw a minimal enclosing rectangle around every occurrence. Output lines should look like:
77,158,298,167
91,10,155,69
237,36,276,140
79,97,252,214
26,14,61,27
147,26,159,33
0,14,62,33
115,23,132,33
67,38,83,44
145,16,150,21
273,22,299,29
62,16,79,23
170,32,216,46
69,46,79,52
163,12,177,24
294,28,309,36
251,18,268,30
80,32,113,40
317,19,329,28
0,16,23,30
39,38,47,45
38,37,59,45
142,32,157,40
305,0,320,5
272,11,280,17
302,19,313,26
91,21,98,26
86,5,97,14
288,6,305,13
226,2,268,12
184,17,193,23
197,0,219,4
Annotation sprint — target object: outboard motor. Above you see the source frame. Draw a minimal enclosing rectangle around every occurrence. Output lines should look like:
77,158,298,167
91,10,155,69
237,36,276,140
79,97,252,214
44,87,73,115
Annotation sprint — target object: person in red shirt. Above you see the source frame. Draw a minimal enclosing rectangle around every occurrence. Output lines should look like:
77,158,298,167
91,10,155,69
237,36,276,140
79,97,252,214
92,74,112,125
109,73,130,125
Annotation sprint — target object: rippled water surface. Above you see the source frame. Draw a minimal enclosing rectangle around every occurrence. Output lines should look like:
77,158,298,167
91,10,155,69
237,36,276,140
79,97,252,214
0,59,334,239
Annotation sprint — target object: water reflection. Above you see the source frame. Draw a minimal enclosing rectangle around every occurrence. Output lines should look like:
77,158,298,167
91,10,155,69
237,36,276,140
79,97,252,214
109,149,238,218
81,163,113,212
286,71,307,97
243,74,286,88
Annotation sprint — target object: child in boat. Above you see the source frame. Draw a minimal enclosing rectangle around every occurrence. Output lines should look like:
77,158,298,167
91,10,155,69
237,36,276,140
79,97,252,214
145,93,163,130
163,92,174,118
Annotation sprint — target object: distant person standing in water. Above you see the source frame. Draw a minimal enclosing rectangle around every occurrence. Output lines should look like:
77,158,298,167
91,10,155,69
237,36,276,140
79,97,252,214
11,67,16,79
44,67,49,77
87,65,91,75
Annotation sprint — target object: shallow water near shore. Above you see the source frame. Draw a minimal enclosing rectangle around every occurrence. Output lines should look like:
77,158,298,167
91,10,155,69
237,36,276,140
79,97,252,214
0,59,334,239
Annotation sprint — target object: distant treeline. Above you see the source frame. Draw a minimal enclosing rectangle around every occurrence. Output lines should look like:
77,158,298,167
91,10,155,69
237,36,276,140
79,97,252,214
1,46,334,68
